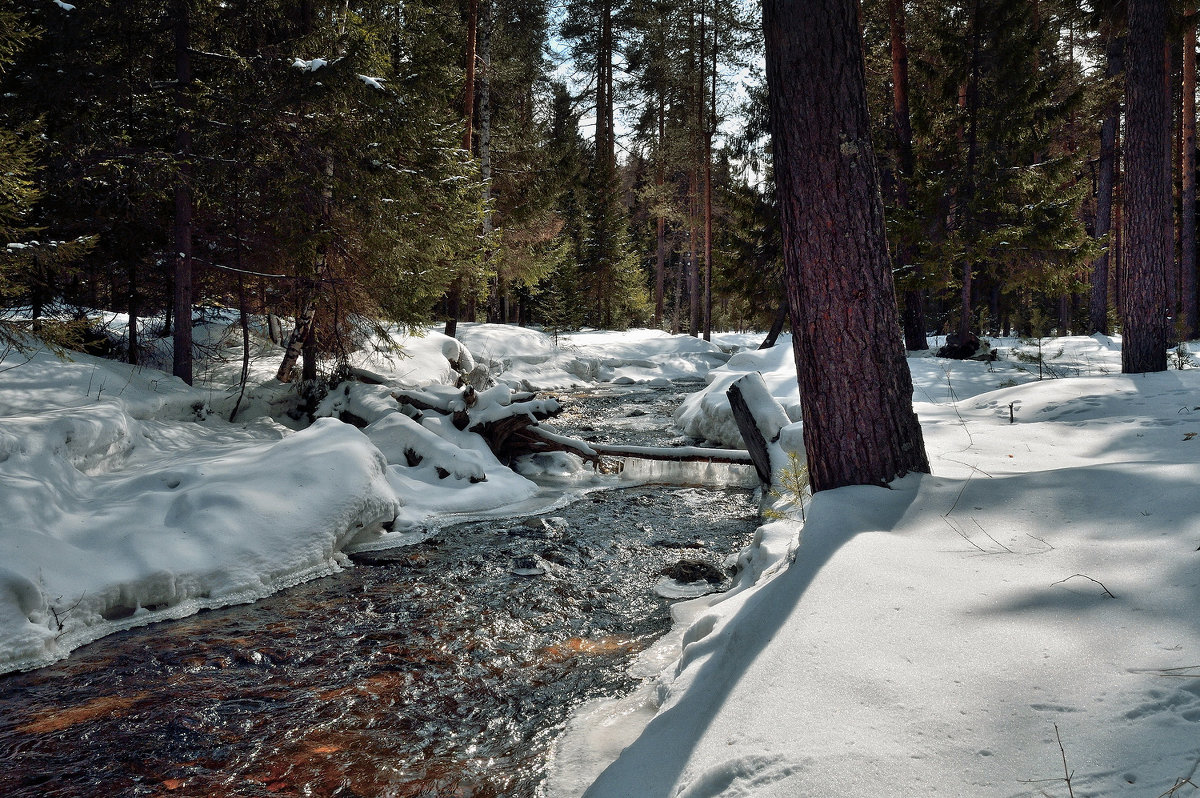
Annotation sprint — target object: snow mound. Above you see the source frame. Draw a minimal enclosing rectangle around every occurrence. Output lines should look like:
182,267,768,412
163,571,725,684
674,338,801,447
564,361,1200,798
454,325,737,390
0,416,397,674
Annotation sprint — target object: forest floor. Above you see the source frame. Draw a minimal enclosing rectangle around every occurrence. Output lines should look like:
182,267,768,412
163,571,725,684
1,320,1198,797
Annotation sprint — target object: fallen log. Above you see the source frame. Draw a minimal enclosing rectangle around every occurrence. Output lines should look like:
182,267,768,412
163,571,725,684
510,425,753,466
388,383,754,473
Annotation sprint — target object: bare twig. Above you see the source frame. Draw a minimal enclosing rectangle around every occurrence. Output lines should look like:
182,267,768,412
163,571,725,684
1056,724,1076,798
1051,574,1116,599
1157,778,1199,797
1019,725,1075,797
1025,533,1055,553
944,472,974,518
973,517,1014,553
941,515,995,554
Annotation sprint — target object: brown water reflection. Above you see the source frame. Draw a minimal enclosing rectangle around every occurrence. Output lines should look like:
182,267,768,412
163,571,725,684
0,484,757,797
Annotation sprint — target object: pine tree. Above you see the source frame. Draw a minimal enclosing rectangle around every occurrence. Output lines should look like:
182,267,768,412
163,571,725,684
765,0,930,491
1122,0,1171,373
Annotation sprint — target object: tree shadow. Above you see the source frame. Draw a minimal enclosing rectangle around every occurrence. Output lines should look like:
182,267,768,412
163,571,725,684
581,477,923,797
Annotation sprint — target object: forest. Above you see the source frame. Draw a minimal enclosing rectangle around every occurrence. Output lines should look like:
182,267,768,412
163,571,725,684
2,0,1193,388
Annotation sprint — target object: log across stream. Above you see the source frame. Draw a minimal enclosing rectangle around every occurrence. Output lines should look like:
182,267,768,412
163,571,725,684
0,384,762,798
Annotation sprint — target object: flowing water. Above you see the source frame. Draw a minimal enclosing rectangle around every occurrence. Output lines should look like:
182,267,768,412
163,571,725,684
0,385,759,797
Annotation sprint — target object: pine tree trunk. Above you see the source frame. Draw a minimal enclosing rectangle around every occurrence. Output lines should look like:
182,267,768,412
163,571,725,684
1123,0,1171,373
1183,7,1198,338
1167,38,1179,322
702,1,715,342
447,0,479,339
1091,33,1123,334
171,0,193,385
479,0,495,320
462,0,478,152
655,90,666,327
688,223,699,335
596,0,615,170
127,262,138,366
958,4,982,341
764,0,930,492
758,303,788,349
889,0,927,351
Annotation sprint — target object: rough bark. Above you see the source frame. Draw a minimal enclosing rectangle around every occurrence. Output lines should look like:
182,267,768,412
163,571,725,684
1122,0,1171,373
702,2,715,342
763,0,930,491
171,0,194,385
958,4,982,341
1091,33,1123,334
446,0,479,339
1184,7,1198,338
479,0,494,321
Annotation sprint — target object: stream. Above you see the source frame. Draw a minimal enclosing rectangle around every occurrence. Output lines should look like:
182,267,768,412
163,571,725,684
0,385,760,797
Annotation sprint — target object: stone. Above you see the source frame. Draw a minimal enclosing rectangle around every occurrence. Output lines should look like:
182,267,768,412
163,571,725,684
658,558,726,584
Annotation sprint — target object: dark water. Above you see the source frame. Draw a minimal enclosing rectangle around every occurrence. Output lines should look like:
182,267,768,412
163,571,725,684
0,386,758,798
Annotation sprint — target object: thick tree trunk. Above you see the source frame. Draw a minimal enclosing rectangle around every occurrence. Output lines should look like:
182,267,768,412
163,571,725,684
596,0,615,170
1091,33,1123,334
172,0,193,385
126,261,139,366
479,0,495,319
1183,7,1198,338
764,0,930,492
672,248,684,334
1167,39,1179,322
1123,0,1171,373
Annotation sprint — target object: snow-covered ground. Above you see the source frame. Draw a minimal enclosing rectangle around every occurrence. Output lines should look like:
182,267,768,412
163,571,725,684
2,321,1198,797
549,333,1200,798
0,321,748,673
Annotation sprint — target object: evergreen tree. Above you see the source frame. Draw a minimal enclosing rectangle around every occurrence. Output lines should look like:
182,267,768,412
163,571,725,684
1122,0,1171,373
765,0,930,490
855,0,1101,340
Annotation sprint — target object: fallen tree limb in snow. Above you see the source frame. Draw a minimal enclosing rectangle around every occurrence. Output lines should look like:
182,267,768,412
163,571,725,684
389,383,754,474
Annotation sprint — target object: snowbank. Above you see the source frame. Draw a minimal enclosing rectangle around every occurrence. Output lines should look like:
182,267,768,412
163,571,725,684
0,327,534,673
0,323,760,673
0,412,396,673
555,343,1200,798
456,325,736,390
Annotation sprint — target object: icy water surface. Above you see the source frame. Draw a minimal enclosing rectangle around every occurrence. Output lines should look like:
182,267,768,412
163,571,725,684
0,385,759,797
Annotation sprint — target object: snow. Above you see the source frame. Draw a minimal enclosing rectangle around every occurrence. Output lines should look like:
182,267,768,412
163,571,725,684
52,1,75,11
291,57,328,72
3,318,1199,797
455,324,738,390
0,322,758,673
357,74,386,91
548,334,1200,798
